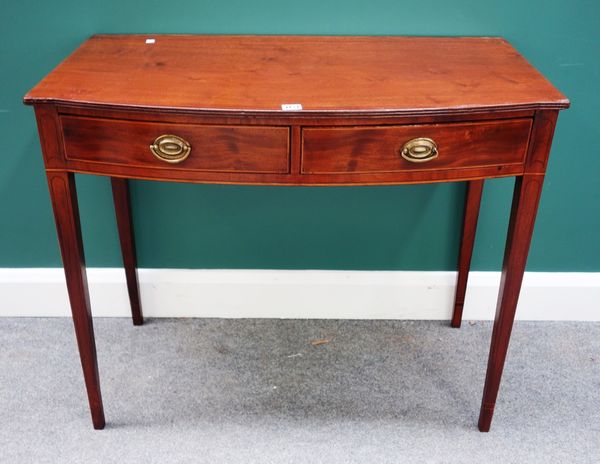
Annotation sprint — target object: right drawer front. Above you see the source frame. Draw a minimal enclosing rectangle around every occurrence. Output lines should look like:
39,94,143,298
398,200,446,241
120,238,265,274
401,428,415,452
301,119,532,174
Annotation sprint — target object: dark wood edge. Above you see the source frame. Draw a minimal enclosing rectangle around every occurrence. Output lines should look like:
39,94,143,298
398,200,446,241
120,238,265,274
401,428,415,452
52,103,535,126
53,104,537,126
45,165,524,186
63,155,524,177
23,97,570,114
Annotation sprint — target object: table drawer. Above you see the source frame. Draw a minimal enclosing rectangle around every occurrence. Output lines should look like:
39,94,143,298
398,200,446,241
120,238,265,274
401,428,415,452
301,119,532,174
61,116,290,173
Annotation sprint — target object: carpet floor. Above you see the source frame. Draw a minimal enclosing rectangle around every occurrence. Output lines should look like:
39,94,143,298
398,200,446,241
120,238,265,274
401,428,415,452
1,318,599,463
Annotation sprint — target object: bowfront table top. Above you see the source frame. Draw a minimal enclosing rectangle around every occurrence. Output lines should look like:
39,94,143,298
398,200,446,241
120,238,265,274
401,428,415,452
25,35,568,114
25,35,568,432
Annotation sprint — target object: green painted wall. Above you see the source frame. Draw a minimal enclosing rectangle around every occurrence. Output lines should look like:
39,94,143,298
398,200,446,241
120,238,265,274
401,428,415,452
1,0,598,271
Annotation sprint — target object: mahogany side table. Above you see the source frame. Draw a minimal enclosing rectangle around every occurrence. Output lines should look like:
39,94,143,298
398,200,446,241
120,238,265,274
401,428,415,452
24,35,569,431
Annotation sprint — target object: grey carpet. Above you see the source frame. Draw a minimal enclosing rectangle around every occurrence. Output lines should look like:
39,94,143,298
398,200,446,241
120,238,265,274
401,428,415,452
1,318,599,463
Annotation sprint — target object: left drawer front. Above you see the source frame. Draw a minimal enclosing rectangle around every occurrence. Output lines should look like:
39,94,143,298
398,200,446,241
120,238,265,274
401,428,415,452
61,116,290,173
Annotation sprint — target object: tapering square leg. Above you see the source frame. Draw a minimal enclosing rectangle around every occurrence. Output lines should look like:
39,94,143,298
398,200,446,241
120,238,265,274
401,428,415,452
478,174,544,432
111,178,143,325
451,179,484,328
47,171,105,429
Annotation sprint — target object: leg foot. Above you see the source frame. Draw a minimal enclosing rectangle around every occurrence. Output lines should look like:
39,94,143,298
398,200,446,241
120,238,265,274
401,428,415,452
451,180,484,328
478,175,544,431
47,171,105,428
111,178,143,325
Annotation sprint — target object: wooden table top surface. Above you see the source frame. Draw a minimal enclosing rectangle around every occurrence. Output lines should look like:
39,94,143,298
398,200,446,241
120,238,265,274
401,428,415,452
24,34,569,115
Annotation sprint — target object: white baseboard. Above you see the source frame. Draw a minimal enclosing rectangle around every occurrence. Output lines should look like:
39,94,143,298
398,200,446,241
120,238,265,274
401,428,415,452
0,269,598,321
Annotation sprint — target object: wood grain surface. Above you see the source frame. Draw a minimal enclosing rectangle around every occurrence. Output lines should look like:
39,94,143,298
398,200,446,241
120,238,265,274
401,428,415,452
24,35,569,115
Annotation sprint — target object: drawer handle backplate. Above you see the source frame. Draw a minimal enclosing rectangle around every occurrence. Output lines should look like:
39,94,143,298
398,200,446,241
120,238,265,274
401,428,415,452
401,137,438,163
150,134,191,164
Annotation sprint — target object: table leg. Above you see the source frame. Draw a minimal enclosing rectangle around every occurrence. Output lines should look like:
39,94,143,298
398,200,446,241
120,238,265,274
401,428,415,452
111,178,143,325
47,171,105,429
451,179,484,328
478,174,544,432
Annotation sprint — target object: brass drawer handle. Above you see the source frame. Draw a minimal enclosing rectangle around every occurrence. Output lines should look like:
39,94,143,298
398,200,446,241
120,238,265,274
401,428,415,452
150,134,191,164
401,137,438,163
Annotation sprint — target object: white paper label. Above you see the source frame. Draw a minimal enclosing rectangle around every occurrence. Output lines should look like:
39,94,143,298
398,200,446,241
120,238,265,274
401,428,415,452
281,103,303,111
145,38,156,44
